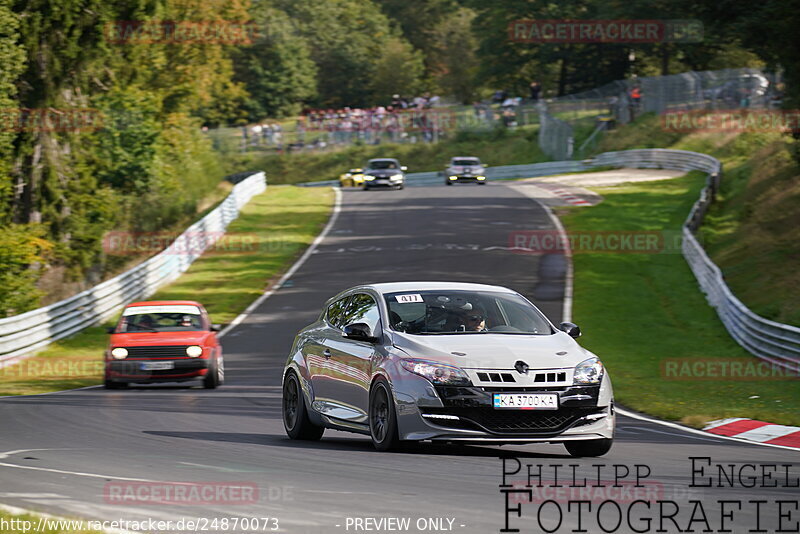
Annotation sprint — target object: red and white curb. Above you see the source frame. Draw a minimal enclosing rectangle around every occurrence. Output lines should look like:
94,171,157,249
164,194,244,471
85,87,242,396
533,182,593,206
704,418,800,449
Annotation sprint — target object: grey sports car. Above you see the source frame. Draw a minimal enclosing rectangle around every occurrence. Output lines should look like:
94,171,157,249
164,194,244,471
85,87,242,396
282,282,614,455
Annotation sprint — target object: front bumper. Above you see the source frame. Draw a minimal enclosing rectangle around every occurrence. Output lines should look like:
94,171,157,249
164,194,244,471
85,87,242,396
364,176,403,188
448,175,486,182
394,380,614,442
106,359,210,383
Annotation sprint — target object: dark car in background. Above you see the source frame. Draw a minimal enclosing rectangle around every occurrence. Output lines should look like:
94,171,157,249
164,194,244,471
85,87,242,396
362,158,406,190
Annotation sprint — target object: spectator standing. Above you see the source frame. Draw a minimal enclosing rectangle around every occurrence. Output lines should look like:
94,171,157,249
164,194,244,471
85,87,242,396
529,81,541,102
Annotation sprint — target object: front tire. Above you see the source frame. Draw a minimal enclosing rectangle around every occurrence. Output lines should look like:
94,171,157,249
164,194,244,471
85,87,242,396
369,378,400,451
564,438,613,457
104,378,128,389
203,354,224,389
445,181,453,186
283,371,324,440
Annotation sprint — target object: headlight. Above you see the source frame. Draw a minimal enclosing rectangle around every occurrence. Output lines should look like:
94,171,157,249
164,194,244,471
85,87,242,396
111,347,128,360
573,357,604,384
364,176,375,181
392,173,403,178
449,176,457,180
477,176,486,180
186,345,203,358
400,359,471,386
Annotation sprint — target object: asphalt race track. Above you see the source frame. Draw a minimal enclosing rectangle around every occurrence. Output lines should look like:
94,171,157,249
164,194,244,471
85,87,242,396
0,183,797,534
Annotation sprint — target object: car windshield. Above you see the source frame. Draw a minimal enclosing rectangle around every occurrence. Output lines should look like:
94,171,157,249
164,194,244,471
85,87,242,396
452,159,480,166
119,305,204,332
368,160,398,170
384,290,553,335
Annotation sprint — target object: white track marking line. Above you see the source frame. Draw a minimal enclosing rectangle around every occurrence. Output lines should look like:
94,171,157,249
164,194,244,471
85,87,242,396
218,187,342,338
616,407,800,452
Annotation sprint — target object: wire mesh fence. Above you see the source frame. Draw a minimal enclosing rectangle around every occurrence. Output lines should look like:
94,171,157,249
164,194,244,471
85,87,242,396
538,67,783,160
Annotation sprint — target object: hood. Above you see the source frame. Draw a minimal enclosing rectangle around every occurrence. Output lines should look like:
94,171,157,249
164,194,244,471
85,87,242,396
390,331,591,369
110,331,213,346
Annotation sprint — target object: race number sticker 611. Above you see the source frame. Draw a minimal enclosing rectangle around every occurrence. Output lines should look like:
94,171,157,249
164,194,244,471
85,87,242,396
395,294,424,303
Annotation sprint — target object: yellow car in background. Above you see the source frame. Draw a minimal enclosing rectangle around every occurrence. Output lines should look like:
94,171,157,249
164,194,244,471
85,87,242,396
339,168,365,187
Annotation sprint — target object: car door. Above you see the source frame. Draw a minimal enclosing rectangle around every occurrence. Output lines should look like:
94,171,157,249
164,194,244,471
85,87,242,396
306,295,351,412
321,293,381,422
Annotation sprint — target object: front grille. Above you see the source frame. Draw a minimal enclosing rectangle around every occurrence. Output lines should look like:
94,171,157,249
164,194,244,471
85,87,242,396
123,345,191,359
422,407,601,435
476,372,516,383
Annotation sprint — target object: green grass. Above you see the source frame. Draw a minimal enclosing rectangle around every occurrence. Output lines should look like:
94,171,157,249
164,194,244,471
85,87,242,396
0,186,334,396
594,113,800,325
561,172,800,427
233,126,546,184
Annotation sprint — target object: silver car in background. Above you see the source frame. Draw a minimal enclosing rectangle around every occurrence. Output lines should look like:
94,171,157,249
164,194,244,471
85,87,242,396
282,282,614,455
444,156,487,185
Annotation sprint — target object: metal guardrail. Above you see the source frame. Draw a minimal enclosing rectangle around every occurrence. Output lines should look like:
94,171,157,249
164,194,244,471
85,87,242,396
588,149,800,370
0,172,267,365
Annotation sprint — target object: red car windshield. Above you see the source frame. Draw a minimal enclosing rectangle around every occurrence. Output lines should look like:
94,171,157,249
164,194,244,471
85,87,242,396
119,305,204,332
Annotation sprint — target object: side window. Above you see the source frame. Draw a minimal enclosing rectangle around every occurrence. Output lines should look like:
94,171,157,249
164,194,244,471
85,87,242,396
341,293,381,334
326,297,351,328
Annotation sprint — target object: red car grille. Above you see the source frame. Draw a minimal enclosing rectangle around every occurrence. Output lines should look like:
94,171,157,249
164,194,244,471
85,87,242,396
123,345,192,359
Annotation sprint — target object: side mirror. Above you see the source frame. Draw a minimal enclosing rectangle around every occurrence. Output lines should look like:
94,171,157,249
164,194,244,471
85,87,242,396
107,326,116,334
400,166,408,171
210,324,222,332
559,322,581,338
343,322,377,343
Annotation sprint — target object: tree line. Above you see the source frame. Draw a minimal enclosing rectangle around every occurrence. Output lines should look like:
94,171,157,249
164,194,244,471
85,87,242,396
0,0,795,315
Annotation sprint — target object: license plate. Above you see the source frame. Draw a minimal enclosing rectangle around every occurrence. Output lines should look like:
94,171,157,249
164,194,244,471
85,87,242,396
493,393,558,410
140,361,174,371
375,179,388,184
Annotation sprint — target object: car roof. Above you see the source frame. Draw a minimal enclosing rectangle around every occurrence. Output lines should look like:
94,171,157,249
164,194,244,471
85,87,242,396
357,281,518,295
368,158,399,162
451,156,480,160
125,300,204,308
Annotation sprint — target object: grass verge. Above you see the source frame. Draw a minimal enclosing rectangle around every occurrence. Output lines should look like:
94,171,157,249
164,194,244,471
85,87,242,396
0,186,334,396
561,173,800,427
594,114,799,325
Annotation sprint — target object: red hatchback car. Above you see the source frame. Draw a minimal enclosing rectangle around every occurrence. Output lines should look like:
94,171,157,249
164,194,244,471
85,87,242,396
104,300,224,389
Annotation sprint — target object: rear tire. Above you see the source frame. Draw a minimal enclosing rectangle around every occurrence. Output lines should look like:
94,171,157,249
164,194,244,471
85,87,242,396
445,181,453,186
283,371,324,440
369,378,400,451
564,438,613,457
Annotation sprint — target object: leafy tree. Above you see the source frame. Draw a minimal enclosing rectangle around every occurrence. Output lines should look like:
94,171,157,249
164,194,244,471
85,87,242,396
371,37,425,103
233,6,317,119
0,0,25,224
